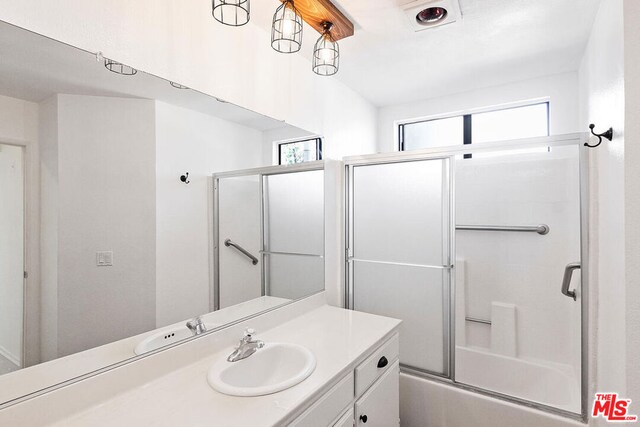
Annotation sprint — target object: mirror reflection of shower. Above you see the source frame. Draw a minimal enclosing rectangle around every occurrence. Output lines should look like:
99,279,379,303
214,164,325,311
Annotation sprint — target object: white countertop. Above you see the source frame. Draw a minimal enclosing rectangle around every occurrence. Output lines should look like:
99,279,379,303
50,305,401,427
0,296,290,405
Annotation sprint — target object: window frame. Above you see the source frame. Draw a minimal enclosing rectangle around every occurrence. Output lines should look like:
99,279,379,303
397,101,550,152
277,137,324,166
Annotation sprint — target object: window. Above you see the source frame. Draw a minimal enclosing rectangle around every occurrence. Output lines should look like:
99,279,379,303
278,137,323,165
399,102,549,152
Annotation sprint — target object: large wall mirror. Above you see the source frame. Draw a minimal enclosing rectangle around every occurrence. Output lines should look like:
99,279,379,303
0,21,325,405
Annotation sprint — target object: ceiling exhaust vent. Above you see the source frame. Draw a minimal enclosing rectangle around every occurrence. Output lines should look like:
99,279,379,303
403,0,461,31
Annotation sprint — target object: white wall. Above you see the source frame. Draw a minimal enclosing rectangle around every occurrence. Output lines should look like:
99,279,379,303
578,0,627,418
623,0,640,410
0,143,24,367
40,94,158,359
155,101,265,327
0,0,377,163
38,96,58,362
0,94,38,143
318,79,378,160
377,72,581,153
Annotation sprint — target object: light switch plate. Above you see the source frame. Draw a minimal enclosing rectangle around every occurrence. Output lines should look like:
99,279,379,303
96,251,113,266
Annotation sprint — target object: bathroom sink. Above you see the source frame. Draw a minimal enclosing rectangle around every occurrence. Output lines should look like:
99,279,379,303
134,325,211,355
207,343,316,397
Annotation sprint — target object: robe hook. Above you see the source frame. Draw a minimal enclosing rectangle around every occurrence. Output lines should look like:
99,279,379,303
585,124,613,148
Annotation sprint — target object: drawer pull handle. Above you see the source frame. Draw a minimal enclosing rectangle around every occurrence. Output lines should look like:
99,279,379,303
377,356,388,368
360,414,368,423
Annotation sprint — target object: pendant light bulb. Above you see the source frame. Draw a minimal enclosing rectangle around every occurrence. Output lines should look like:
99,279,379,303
313,22,340,76
271,0,303,54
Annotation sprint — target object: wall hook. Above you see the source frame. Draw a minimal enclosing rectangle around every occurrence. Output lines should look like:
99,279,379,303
585,124,613,148
180,172,190,184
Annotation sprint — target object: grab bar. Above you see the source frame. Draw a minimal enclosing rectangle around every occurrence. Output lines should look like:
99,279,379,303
561,262,580,301
224,239,259,265
456,224,550,235
465,317,492,325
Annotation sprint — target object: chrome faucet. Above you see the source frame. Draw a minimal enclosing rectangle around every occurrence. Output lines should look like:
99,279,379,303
227,328,264,362
186,317,207,336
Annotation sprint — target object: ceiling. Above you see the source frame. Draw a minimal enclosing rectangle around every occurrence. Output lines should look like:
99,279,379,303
0,22,291,131
253,0,602,107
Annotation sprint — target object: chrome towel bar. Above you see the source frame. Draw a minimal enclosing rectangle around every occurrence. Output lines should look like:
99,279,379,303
224,239,259,265
456,224,550,235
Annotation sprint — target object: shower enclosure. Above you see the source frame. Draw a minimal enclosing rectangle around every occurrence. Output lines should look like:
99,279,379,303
345,134,588,420
213,162,325,311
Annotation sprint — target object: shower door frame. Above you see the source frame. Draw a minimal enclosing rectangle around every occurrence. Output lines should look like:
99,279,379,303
212,161,325,311
344,133,590,422
345,154,455,378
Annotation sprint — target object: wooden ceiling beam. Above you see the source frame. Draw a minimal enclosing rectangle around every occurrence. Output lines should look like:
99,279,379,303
280,0,354,41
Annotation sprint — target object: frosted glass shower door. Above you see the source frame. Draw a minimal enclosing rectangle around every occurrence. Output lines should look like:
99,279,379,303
263,170,325,301
217,175,262,309
349,158,452,375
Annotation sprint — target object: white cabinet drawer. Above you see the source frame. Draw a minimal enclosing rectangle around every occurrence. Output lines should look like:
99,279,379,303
290,372,354,427
333,408,354,427
355,361,400,427
355,333,399,397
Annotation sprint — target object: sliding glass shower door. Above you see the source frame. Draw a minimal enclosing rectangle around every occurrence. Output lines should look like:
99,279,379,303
263,170,324,300
214,164,325,312
217,174,262,309
346,137,587,418
347,158,452,376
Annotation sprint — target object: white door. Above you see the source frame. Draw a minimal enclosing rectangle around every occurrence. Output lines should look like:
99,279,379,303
0,143,24,372
355,361,400,427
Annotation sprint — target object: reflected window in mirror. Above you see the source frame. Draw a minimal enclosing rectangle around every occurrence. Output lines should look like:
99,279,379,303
278,137,323,165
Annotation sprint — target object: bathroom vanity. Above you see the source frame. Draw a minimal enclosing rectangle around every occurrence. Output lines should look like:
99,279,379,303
291,333,400,426
0,294,401,426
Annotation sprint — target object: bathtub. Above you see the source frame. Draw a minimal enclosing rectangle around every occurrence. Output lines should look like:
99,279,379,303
398,347,583,427
455,346,581,413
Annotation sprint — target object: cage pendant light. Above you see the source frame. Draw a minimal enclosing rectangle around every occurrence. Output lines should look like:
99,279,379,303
212,0,250,27
104,59,137,76
312,22,339,76
271,0,303,54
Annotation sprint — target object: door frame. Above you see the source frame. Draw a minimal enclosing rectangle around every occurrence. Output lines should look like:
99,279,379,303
343,133,590,422
0,139,31,370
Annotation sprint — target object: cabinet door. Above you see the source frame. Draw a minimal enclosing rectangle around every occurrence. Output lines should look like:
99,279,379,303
290,372,354,427
333,408,354,427
355,361,399,427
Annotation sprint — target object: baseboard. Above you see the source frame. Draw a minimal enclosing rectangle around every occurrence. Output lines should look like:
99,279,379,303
0,343,21,367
